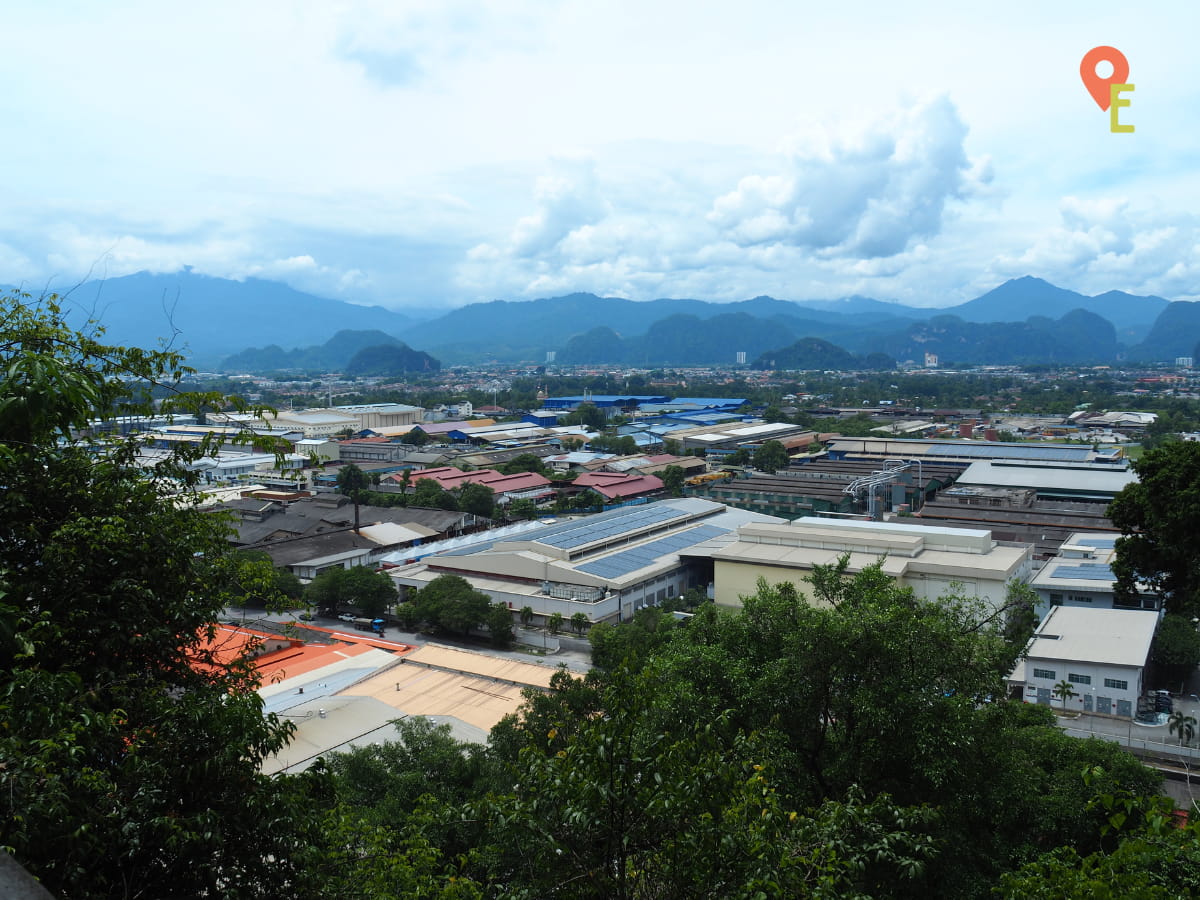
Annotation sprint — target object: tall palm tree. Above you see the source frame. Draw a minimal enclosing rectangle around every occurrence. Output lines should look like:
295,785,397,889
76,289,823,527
1053,680,1077,713
1169,711,1198,746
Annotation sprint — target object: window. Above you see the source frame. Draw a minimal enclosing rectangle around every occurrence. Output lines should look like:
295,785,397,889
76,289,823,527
1070,594,1092,604
1032,668,1056,680
1049,593,1063,606
1067,673,1092,685
1104,678,1128,691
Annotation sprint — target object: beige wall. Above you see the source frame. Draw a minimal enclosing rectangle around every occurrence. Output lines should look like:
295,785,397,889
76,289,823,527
714,560,829,609
714,558,1014,611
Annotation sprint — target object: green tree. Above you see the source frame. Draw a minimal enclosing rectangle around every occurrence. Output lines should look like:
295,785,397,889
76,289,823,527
233,549,305,606
570,611,589,635
561,402,607,430
660,464,686,497
588,607,679,672
336,462,370,532
500,452,548,475
1109,442,1200,616
486,602,515,647
1168,711,1197,746
1150,613,1200,685
752,439,790,473
548,611,564,635
0,292,324,897
413,574,492,636
413,477,459,510
403,428,432,446
519,605,535,626
1054,679,1079,713
507,498,538,520
304,565,398,618
456,481,495,518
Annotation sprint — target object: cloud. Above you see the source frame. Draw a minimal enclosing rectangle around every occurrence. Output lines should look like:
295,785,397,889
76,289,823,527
708,96,974,258
331,0,546,87
457,98,990,303
992,197,1200,300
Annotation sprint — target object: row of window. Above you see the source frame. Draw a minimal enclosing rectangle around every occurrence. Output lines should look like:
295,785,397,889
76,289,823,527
1030,668,1129,692
1048,593,1093,604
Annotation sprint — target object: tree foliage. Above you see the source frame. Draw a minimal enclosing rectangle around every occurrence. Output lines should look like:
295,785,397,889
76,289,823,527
304,565,398,617
753,439,790,473
660,463,686,497
1109,441,1200,615
411,574,493,635
456,481,495,518
0,292,325,897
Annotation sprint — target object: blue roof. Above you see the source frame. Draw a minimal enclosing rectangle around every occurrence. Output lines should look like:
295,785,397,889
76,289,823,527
575,525,726,578
1051,563,1115,581
541,395,670,409
670,398,747,408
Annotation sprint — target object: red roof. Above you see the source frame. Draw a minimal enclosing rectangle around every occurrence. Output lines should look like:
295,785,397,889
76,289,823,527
574,471,665,500
406,467,552,496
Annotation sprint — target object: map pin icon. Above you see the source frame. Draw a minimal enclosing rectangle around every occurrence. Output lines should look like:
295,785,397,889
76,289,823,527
1080,46,1130,111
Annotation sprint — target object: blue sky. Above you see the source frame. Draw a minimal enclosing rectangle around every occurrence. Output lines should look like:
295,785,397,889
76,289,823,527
3,1,1199,310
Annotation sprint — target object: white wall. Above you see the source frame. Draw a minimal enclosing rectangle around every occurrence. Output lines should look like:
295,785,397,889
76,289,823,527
1022,659,1142,717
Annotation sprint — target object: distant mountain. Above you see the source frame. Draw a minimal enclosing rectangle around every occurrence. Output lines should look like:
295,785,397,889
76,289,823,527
752,338,895,371
1126,301,1200,362
943,276,1167,342
44,270,415,367
410,292,922,363
346,343,440,376
221,329,438,373
868,308,1118,365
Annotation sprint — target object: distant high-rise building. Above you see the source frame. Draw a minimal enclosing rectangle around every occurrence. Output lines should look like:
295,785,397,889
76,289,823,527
925,352,939,368
736,351,747,365
545,351,556,364
1175,356,1193,368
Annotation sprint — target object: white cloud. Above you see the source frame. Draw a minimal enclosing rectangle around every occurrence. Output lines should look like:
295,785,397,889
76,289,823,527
708,97,974,258
992,198,1200,301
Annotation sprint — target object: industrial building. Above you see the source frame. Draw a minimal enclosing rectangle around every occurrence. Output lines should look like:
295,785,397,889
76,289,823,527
705,518,1033,612
1010,606,1160,718
386,499,782,625
1028,533,1159,617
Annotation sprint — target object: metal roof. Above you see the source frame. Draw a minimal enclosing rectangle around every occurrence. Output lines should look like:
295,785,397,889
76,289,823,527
925,443,1092,462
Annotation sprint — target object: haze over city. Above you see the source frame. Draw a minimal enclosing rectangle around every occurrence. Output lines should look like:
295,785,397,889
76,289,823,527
4,2,1200,311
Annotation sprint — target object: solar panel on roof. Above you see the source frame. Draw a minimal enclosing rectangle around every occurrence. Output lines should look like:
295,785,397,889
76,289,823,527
575,525,725,579
1075,536,1117,548
535,505,683,549
1051,563,1115,581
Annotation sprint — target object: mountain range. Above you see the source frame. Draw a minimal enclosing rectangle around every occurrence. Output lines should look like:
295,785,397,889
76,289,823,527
12,269,1194,369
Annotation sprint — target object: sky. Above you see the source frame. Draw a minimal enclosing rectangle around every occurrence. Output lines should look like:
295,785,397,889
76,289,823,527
3,1,1200,311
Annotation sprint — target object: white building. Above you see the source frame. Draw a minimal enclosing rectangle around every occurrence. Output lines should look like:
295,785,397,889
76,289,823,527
1014,606,1159,718
1029,532,1158,618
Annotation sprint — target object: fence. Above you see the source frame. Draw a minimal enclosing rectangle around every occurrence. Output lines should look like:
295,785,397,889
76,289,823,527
1061,724,1200,762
